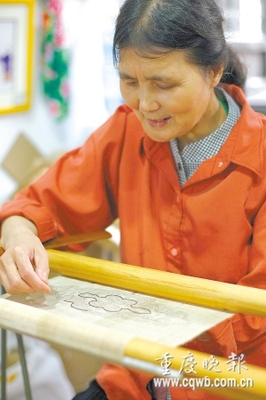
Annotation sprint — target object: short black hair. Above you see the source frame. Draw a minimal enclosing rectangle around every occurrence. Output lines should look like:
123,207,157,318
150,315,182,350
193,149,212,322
113,0,246,88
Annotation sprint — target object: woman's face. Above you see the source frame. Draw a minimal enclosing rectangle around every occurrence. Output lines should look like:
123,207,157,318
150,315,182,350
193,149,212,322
119,48,223,144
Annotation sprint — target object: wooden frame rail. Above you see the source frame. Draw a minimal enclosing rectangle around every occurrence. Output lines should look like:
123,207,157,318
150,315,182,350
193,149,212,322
1,245,266,399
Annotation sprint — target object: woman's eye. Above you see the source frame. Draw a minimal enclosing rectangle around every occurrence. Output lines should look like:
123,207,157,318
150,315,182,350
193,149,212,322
157,84,175,90
124,80,138,87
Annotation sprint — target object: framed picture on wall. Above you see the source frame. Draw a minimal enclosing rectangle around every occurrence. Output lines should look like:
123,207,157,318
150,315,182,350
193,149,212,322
0,0,34,114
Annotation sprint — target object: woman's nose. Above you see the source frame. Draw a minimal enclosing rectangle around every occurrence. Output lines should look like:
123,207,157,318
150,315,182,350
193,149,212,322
138,88,159,112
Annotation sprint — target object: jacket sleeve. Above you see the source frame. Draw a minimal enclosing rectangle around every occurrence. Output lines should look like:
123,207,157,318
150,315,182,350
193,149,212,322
0,106,129,244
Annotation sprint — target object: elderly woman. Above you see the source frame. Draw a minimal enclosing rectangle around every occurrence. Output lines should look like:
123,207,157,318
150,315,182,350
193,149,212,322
0,0,265,399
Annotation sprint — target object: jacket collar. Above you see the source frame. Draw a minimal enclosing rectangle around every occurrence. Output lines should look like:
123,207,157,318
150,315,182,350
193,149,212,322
142,84,265,184
221,85,264,178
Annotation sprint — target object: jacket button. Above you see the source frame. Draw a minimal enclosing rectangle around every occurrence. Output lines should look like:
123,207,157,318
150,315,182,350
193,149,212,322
171,248,178,256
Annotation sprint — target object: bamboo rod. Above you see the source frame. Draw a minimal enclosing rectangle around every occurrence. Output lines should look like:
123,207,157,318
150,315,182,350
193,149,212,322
43,230,111,248
0,296,264,400
48,249,266,318
124,338,266,400
0,297,127,363
1,247,266,398
0,230,111,256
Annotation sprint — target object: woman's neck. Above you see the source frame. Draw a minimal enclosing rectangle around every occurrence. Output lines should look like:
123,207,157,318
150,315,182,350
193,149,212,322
177,91,227,152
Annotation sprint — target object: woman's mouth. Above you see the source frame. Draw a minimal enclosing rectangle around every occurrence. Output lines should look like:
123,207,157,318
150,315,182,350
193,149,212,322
146,117,171,128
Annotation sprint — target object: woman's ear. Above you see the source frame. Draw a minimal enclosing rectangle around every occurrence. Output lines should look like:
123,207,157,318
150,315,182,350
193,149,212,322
210,64,224,88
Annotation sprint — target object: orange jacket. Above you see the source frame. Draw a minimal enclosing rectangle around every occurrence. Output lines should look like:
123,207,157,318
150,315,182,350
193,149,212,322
1,84,266,399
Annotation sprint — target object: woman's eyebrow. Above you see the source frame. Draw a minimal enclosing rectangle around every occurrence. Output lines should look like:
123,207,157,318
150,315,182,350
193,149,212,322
119,71,174,82
118,72,134,79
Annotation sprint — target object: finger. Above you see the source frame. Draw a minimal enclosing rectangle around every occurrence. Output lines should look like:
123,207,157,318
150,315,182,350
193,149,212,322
0,260,38,294
31,248,50,285
11,250,51,293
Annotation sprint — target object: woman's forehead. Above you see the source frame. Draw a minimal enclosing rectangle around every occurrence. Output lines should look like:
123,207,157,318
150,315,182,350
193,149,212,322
118,47,193,75
118,46,181,61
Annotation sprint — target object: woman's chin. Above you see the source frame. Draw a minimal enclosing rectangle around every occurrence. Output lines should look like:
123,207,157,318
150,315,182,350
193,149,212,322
145,130,177,143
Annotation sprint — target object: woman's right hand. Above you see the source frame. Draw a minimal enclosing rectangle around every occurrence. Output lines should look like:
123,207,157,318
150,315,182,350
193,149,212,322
0,216,51,294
